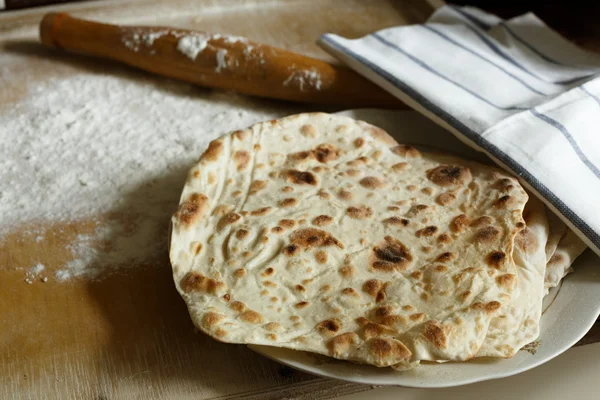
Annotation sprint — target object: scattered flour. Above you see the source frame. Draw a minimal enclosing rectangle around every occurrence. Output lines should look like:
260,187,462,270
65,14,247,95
121,28,262,74
175,33,259,73
31,264,45,274
215,49,228,72
24,263,46,284
175,33,249,61
122,32,142,52
0,71,303,281
176,34,210,60
121,29,181,52
283,67,323,91
142,30,171,46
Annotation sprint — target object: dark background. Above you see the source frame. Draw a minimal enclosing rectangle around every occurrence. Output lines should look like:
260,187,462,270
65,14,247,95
4,0,600,50
451,1,600,51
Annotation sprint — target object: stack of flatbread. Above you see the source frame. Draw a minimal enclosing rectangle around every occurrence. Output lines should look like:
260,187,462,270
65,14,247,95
169,113,586,369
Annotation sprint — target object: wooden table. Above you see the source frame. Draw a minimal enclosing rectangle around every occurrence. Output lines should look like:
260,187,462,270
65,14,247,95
0,1,439,399
0,1,597,399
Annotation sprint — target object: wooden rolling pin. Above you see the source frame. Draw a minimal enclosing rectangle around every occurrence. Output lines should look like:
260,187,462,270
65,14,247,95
39,13,405,108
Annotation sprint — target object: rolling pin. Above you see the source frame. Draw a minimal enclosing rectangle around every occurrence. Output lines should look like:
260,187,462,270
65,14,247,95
39,13,405,108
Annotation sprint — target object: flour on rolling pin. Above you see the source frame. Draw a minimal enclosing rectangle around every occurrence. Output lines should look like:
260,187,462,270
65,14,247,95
121,29,261,65
122,29,247,52
176,33,250,59
120,29,322,91
283,67,322,91
121,29,175,51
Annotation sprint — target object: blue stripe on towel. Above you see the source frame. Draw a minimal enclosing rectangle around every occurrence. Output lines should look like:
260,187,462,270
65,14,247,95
423,25,547,96
449,6,491,30
371,33,526,111
580,85,600,107
320,34,600,249
530,108,600,179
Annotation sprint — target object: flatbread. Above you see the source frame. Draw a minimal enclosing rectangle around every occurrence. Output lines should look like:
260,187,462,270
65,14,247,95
541,206,587,291
477,194,548,357
545,227,587,290
544,210,568,263
169,113,529,368
533,201,586,291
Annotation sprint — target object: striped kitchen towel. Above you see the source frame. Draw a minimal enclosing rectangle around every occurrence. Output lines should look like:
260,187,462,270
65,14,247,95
319,5,600,256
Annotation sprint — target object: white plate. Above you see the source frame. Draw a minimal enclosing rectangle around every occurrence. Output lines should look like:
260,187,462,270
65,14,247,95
248,109,600,388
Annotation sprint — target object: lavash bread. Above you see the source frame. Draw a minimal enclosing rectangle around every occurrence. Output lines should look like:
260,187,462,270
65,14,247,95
545,228,587,290
542,205,586,291
170,113,533,368
545,211,568,263
476,195,548,357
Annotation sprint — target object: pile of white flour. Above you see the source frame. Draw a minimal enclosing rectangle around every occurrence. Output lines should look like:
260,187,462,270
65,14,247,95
0,72,303,280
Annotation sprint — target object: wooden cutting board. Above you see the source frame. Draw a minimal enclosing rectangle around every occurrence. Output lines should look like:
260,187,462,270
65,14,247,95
0,1,442,399
2,1,598,398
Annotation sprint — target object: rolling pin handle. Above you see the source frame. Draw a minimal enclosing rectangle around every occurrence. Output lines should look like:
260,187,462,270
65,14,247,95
40,12,69,50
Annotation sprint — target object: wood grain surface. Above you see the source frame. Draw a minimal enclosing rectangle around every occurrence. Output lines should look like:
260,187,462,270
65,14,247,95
1,1,598,399
0,1,437,399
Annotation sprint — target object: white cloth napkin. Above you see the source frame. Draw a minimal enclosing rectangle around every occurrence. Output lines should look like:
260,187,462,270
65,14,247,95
319,5,600,256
